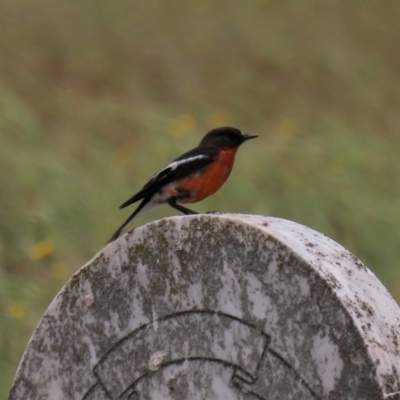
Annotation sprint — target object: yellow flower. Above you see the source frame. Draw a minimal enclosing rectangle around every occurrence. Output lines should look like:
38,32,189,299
29,239,55,260
51,263,68,281
8,301,27,319
170,114,196,137
207,111,231,128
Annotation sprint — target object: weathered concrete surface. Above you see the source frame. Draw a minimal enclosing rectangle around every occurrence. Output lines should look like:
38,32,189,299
9,214,400,399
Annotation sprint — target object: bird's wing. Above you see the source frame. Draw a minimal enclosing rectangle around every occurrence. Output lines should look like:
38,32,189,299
119,147,216,209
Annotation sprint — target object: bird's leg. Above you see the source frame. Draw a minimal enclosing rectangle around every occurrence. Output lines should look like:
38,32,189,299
168,198,198,215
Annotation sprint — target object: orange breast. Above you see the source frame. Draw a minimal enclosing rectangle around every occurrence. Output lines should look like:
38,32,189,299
178,148,238,203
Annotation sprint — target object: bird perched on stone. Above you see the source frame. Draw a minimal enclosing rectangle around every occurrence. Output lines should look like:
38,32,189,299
108,126,257,242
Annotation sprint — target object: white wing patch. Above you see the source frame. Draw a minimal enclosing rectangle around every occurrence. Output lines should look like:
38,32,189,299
150,154,209,181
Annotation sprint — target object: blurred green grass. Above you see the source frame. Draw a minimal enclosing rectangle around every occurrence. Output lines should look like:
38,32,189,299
1,0,400,397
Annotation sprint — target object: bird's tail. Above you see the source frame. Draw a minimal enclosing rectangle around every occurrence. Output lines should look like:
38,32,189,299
107,197,150,243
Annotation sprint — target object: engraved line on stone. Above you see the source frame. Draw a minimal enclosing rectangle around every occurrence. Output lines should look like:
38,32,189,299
92,310,270,399
81,382,112,400
121,312,270,398
231,349,318,399
231,373,268,400
268,349,318,398
229,333,270,400
125,359,269,400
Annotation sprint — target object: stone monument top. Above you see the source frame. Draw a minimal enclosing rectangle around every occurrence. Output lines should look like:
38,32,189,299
10,214,400,399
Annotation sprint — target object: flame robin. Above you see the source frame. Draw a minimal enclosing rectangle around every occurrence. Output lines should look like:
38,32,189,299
108,126,258,242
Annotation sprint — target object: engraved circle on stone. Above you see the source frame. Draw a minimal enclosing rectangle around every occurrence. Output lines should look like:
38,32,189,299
92,311,269,399
82,310,315,400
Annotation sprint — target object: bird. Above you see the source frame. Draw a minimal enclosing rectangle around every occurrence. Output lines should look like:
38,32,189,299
108,126,258,242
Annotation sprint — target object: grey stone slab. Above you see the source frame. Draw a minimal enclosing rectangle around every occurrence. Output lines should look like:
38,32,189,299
9,215,400,399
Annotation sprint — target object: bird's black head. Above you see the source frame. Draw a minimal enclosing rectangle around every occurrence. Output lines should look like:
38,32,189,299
199,127,258,149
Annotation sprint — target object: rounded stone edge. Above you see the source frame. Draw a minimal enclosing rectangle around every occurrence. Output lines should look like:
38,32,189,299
10,214,400,399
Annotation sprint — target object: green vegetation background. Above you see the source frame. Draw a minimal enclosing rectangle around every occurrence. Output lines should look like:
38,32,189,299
1,1,400,396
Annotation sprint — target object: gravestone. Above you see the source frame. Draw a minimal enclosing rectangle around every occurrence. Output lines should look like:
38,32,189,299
9,214,400,399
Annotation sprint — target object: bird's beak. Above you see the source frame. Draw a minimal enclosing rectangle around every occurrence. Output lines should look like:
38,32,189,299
242,133,258,142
